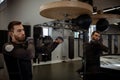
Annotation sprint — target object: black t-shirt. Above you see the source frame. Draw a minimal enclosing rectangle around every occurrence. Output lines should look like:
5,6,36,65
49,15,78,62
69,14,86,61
83,40,108,66
2,42,33,80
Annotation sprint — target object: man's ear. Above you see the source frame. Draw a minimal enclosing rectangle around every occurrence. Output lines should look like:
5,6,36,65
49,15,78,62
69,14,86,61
8,32,13,37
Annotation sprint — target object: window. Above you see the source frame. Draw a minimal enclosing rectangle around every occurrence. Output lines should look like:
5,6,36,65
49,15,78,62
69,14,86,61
74,32,79,39
43,27,49,36
88,25,96,41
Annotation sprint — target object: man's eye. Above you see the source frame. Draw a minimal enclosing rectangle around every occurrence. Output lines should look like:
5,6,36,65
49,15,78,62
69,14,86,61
17,30,21,32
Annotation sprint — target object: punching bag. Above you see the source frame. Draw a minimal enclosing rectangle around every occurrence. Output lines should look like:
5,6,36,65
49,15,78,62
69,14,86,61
33,26,43,39
96,18,109,32
75,14,92,30
33,26,43,62
68,36,74,59
33,26,43,51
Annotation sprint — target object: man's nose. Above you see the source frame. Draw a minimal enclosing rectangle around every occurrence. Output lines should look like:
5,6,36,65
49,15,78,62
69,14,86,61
97,37,100,40
22,30,25,35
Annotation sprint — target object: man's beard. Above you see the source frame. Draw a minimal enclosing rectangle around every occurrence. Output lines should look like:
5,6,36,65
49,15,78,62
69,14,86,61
14,35,25,42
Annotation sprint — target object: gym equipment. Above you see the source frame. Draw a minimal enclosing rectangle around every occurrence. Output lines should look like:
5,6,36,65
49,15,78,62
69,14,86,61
40,0,93,20
100,55,120,80
96,18,109,32
75,14,92,30
68,36,74,59
101,55,120,70
33,26,43,63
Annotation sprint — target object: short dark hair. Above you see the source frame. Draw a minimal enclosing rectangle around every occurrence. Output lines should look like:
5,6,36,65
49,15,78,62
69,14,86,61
91,31,100,36
56,36,64,41
8,21,22,31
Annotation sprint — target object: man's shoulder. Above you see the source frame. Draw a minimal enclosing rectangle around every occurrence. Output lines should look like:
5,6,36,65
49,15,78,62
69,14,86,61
3,42,14,52
3,42,12,47
83,42,91,48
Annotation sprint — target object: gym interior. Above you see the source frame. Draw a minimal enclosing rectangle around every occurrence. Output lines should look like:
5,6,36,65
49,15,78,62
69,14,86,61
0,0,120,80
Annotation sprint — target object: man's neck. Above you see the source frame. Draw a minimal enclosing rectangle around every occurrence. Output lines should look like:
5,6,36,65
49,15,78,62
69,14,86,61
12,40,24,44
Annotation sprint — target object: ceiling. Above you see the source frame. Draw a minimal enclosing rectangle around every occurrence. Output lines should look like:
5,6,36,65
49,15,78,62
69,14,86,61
79,0,120,15
104,7,120,15
79,0,120,25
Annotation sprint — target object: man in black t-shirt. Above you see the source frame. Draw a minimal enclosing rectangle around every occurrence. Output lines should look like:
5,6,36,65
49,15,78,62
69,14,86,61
2,21,34,80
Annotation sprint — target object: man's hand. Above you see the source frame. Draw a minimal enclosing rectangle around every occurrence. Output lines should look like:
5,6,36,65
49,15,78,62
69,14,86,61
26,37,34,44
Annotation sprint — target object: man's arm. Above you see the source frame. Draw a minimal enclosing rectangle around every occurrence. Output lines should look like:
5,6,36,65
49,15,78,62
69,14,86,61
46,42,59,54
90,40,109,52
27,37,35,58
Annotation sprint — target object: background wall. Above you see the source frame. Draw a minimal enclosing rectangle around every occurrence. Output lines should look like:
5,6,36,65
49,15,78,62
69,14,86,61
0,0,58,30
